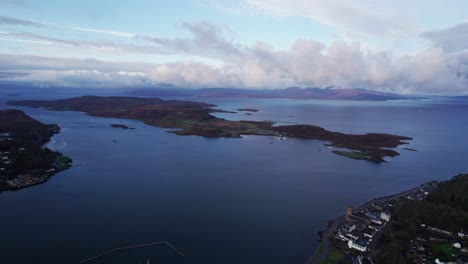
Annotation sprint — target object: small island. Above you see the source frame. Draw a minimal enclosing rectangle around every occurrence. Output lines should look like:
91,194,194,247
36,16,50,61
9,96,413,163
110,124,134,129
0,109,72,191
237,108,259,112
403,147,418,151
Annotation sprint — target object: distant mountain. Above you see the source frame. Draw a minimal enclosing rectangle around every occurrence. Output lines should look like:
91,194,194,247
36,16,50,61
127,87,419,101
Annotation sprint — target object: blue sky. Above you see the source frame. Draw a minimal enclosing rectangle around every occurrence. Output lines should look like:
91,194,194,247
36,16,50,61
0,0,467,94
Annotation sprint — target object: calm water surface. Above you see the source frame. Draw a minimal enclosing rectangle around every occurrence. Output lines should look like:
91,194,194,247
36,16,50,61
0,90,467,263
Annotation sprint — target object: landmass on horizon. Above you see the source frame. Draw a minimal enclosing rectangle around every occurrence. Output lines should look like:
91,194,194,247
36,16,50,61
0,82,425,101
126,86,421,101
9,96,412,163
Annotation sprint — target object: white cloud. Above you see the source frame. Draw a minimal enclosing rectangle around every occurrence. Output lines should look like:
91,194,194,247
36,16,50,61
0,15,137,38
243,0,420,38
421,22,468,53
1,15,467,94
1,35,467,94
0,37,56,45
140,21,242,58
71,27,136,38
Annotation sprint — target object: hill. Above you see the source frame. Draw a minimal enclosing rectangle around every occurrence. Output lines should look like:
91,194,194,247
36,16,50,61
127,87,417,101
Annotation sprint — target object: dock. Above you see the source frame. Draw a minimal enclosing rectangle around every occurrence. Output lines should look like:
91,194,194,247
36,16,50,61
80,241,184,264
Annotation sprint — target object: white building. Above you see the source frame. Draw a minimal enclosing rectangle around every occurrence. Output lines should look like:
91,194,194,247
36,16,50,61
459,230,467,238
380,210,391,222
348,238,369,252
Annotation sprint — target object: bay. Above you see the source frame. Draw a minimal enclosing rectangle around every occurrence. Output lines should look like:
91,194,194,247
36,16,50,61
1,90,467,263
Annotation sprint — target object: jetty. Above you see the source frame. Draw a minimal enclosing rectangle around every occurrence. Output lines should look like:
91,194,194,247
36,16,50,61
80,241,184,263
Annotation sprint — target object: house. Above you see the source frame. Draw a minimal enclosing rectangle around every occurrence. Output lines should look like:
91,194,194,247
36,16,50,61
380,210,391,222
427,226,453,236
347,230,363,240
369,216,383,225
363,228,376,238
337,231,350,241
458,230,467,238
348,238,369,252
346,206,371,225
344,223,356,232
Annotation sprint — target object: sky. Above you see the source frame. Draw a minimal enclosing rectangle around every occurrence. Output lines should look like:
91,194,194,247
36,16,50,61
0,0,467,94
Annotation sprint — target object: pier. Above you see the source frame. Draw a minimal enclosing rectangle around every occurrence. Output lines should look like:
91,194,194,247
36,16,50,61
80,241,184,264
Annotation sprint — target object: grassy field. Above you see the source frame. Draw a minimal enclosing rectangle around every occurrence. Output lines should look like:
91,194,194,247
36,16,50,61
320,249,344,264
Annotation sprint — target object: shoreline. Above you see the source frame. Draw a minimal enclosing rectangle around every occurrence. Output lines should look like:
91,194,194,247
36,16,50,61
305,180,437,264
9,96,413,163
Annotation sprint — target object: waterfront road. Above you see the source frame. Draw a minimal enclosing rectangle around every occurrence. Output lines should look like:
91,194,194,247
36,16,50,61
305,216,344,264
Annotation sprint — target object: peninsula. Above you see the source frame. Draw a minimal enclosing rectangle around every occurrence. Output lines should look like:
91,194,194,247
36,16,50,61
0,109,72,191
9,96,412,163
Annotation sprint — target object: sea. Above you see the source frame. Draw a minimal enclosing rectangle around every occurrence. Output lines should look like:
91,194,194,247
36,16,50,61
0,88,467,264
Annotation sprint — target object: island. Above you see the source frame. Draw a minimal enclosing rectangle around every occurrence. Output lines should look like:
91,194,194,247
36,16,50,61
403,147,418,151
9,96,413,163
237,108,259,112
308,174,468,264
110,124,134,129
0,109,72,191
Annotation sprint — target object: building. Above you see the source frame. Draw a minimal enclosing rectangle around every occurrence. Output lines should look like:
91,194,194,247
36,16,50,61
458,230,467,239
369,216,383,225
363,228,376,238
380,210,391,222
427,226,452,236
344,223,356,232
348,230,363,240
346,206,371,225
348,238,369,252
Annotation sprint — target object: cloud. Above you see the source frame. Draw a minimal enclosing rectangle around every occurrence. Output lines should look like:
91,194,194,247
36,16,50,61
8,69,153,87
70,27,136,38
0,0,33,9
243,0,419,38
140,21,242,58
0,16,239,57
0,54,156,72
421,22,468,53
1,16,467,94
0,15,136,38
139,39,467,93
0,15,45,27
1,35,467,94
0,31,170,54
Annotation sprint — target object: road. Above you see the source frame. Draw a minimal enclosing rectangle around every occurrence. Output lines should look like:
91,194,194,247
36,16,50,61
305,216,344,264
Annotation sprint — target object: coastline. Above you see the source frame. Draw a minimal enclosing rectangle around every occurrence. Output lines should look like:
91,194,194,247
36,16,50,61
0,109,73,192
305,180,437,264
9,96,413,163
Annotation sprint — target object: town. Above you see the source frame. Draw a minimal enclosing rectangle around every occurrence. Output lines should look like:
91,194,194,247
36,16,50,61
0,109,72,191
310,177,468,264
